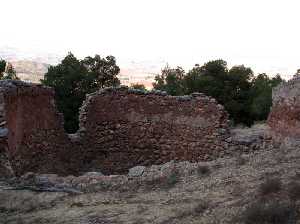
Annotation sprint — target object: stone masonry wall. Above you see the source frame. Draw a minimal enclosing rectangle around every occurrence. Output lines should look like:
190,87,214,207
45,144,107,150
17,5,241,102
268,77,300,145
0,81,77,176
76,87,229,174
0,81,230,176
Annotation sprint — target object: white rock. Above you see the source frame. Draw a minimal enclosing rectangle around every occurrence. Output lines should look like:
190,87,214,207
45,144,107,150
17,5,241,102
128,166,146,177
83,172,103,176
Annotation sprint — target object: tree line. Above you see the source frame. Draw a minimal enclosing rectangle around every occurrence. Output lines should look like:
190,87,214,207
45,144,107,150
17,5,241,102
153,60,284,126
0,54,285,133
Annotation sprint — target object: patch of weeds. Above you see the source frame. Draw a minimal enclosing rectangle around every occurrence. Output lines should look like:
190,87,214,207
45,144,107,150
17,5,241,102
231,185,243,196
197,165,210,176
259,178,282,196
70,202,85,207
24,203,38,213
241,200,297,224
15,217,25,224
275,153,285,163
236,155,247,166
192,201,209,215
292,172,300,180
171,201,209,221
143,170,180,191
163,171,179,189
287,181,300,201
31,217,53,224
0,206,17,214
142,177,161,191
212,162,222,169
136,205,148,214
81,216,113,224
85,182,112,192
132,218,147,224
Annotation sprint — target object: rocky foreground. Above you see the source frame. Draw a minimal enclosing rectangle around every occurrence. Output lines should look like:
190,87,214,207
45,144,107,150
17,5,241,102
1,131,300,224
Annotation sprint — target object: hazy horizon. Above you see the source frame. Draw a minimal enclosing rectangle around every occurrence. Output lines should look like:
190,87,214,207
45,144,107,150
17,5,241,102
2,0,300,79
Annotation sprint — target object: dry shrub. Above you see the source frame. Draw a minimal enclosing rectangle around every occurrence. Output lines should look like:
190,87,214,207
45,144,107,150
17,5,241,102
287,181,300,201
259,178,282,196
143,170,179,190
173,201,209,220
242,200,297,224
197,165,210,176
236,155,247,166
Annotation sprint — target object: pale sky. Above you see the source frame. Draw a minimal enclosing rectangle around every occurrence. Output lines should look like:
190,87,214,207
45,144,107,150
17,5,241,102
1,0,300,79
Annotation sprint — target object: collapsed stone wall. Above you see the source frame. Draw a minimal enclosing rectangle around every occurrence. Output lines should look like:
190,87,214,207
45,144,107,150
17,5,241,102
76,87,229,174
268,77,300,145
0,81,230,176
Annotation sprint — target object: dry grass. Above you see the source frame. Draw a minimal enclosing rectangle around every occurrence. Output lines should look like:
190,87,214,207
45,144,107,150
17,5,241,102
259,178,282,196
241,200,297,224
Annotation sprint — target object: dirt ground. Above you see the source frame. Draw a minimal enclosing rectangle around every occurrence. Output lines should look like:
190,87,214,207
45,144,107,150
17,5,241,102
1,139,300,224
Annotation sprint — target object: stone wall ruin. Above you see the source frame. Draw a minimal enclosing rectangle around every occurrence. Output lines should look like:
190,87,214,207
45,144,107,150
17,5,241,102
76,87,229,174
268,77,300,146
0,81,230,176
0,81,77,176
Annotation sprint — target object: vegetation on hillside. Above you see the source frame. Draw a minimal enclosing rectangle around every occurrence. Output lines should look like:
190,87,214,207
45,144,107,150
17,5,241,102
153,60,284,125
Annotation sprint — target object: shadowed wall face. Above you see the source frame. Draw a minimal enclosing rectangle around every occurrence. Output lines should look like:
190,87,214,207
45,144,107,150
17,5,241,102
1,81,73,176
0,82,230,176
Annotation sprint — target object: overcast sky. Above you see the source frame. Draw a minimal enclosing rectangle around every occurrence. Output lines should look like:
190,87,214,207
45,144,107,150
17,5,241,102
1,0,300,78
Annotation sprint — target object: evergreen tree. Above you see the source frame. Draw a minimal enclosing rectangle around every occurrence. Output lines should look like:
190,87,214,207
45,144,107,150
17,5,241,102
42,52,120,133
153,60,284,125
153,65,185,95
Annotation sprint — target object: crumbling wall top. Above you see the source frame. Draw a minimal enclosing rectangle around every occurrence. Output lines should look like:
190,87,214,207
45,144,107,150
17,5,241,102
77,85,226,136
272,77,300,106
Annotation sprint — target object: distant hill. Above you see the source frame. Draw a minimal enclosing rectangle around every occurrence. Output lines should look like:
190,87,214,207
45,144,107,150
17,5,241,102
0,46,164,88
10,60,49,83
0,46,60,83
118,60,166,89
0,46,62,65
